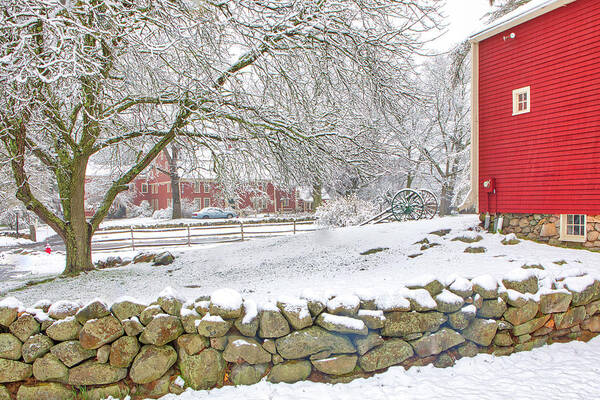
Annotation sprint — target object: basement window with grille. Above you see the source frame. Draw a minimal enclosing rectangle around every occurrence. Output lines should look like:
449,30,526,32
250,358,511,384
560,214,586,243
512,86,530,115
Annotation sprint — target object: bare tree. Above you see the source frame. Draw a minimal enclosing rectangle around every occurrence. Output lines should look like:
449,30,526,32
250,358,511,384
0,0,441,275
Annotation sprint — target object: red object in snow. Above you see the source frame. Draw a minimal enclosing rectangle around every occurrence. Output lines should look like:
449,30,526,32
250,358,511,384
45,244,52,254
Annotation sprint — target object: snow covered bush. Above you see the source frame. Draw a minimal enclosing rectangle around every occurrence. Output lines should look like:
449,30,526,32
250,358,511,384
181,199,196,218
315,195,377,227
152,207,173,220
128,201,153,218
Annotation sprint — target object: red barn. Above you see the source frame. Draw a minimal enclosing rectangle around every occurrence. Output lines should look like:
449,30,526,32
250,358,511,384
468,0,600,247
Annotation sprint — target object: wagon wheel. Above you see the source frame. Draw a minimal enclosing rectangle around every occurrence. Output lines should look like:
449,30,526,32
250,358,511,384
391,189,425,221
418,189,438,219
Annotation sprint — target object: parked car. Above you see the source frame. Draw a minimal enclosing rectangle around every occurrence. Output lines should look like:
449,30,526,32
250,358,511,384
192,207,238,219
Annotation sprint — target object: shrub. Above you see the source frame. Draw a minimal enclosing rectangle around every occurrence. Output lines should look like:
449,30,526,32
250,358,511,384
315,194,377,227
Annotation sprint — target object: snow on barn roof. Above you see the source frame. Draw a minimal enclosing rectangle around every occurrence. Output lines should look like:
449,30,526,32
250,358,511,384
470,0,577,43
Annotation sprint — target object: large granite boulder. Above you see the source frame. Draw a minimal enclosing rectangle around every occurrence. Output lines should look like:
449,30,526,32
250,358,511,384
223,336,272,365
48,301,80,320
0,359,32,383
50,340,96,367
462,319,498,346
10,314,40,342
208,289,243,319
79,316,124,349
22,334,53,363
353,332,384,356
267,360,312,383
539,291,572,314
275,326,355,360
139,314,183,346
381,311,447,337
315,313,368,336
178,348,226,390
359,339,414,372
411,328,465,357
46,317,82,341
176,334,209,356
0,333,22,360
258,308,290,339
32,353,69,383
75,301,110,325
110,299,146,321
109,336,140,368
234,300,259,337
277,298,312,330
129,345,177,384
311,355,357,375
230,363,269,386
503,301,539,326
196,314,232,338
68,361,128,386
16,383,74,400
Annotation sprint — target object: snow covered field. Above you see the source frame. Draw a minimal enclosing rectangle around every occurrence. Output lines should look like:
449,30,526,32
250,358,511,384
3,215,600,307
160,336,600,400
3,214,600,400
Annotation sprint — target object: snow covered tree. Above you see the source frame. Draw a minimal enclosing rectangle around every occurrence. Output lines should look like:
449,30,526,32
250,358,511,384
487,0,533,21
0,0,441,275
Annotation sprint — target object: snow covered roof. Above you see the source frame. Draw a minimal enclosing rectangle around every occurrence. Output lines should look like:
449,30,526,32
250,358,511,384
469,0,577,43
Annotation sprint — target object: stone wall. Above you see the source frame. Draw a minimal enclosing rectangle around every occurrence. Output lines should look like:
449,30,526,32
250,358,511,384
491,213,600,249
2,272,600,400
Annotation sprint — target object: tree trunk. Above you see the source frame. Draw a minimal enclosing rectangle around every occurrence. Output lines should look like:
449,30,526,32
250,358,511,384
439,182,454,216
164,146,182,219
61,157,95,276
62,227,94,276
312,183,323,210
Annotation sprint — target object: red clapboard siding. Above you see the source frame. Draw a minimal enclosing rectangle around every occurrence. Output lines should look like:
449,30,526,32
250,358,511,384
477,0,600,215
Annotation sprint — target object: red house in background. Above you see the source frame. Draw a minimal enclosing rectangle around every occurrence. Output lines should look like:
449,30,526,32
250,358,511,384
130,152,315,215
467,0,600,247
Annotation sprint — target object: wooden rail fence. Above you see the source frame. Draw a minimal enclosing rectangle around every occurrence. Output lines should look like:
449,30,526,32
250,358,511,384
91,220,317,252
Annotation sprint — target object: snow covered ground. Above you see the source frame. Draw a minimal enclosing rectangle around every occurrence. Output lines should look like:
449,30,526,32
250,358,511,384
3,215,600,307
161,336,600,400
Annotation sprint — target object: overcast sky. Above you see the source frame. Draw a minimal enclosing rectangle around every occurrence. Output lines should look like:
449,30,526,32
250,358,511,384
432,0,493,52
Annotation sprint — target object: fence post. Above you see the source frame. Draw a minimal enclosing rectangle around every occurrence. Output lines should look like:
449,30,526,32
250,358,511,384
187,224,191,246
293,219,296,234
130,227,135,251
240,222,244,241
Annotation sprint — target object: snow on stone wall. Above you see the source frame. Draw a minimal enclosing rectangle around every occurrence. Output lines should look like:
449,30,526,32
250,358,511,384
1,271,600,400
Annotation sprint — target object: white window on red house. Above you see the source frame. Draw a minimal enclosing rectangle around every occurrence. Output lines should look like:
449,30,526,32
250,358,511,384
194,198,202,209
281,198,289,207
204,183,210,193
141,183,148,193
560,214,586,242
167,198,172,208
512,86,530,115
204,198,210,208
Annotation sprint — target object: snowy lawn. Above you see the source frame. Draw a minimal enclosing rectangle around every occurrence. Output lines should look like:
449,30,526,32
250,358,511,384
2,214,600,306
160,336,600,400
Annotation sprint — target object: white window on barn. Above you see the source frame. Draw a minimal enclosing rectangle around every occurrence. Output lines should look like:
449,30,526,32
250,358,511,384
141,183,148,193
560,214,586,243
512,86,530,115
